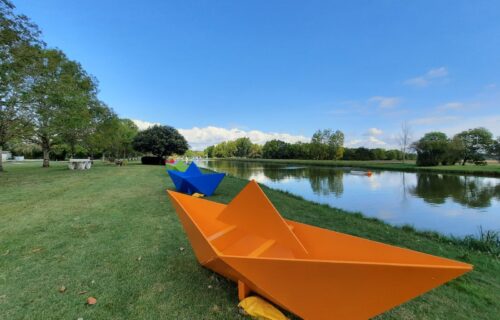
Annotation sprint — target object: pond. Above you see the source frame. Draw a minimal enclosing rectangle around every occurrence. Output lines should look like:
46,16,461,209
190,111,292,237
197,160,500,238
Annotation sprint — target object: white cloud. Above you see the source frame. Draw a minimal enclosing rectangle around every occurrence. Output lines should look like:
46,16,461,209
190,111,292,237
368,136,386,145
346,136,387,148
408,115,500,143
178,126,309,150
368,96,401,108
404,67,448,87
427,67,448,78
132,119,160,131
409,116,459,126
437,102,464,111
365,128,383,136
438,115,500,137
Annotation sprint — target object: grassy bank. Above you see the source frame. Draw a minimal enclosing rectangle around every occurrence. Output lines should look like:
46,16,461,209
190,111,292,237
1,162,499,319
220,158,500,177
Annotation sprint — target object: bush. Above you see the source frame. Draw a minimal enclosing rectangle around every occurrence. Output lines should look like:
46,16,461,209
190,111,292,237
141,156,164,165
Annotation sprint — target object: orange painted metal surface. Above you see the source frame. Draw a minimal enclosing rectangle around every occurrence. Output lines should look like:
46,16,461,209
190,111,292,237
167,180,473,320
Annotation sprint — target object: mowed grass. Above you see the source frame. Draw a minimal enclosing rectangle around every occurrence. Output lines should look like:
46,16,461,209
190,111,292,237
1,161,499,319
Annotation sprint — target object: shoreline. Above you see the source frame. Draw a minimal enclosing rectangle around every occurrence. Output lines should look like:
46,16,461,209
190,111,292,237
205,169,500,256
212,158,500,177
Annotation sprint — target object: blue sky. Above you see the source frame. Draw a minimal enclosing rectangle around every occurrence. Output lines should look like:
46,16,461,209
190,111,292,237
14,0,500,149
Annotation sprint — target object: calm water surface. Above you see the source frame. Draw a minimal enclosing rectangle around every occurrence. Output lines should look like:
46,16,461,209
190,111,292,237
197,160,500,237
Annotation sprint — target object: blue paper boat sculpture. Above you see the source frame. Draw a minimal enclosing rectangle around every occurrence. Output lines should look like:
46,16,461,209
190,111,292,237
167,162,225,196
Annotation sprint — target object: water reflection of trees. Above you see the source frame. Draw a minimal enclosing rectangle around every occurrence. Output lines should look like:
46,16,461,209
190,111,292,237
308,168,344,197
204,161,346,197
263,166,344,197
409,174,500,208
202,160,261,180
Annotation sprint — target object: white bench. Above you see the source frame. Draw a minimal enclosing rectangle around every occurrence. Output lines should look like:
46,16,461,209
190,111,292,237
68,159,92,170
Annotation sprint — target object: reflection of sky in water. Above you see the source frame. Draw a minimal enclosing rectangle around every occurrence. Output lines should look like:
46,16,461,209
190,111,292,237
198,160,500,238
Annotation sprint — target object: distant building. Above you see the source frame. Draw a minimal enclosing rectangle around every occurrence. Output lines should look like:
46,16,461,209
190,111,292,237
1,151,12,161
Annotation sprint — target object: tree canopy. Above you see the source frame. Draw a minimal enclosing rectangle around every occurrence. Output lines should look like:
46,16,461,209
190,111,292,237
132,125,188,158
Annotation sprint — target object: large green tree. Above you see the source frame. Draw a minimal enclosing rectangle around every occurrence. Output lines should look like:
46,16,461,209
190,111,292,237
413,132,449,166
310,129,344,160
262,139,289,159
234,137,252,157
492,137,500,162
0,0,42,171
26,49,99,167
454,127,493,165
132,125,188,158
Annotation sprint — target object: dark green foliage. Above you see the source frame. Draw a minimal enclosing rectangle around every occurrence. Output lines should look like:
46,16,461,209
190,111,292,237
132,125,188,158
0,0,43,171
492,137,500,162
262,139,290,159
234,137,252,157
454,127,494,165
413,132,449,166
140,156,165,165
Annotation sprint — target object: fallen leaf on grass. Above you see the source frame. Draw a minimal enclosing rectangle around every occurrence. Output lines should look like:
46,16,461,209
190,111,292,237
78,291,88,295
2,250,9,256
31,248,43,253
137,256,142,261
58,286,66,293
179,247,185,252
86,297,97,305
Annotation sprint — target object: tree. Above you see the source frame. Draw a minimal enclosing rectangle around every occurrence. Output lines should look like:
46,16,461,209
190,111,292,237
492,137,500,163
328,130,345,160
262,140,289,159
132,125,188,158
25,49,100,167
234,137,252,157
0,0,42,171
398,121,412,163
372,148,386,160
310,129,329,160
85,106,119,159
354,147,374,161
309,129,344,160
413,132,449,166
204,145,214,158
441,136,463,165
454,127,493,165
248,143,262,158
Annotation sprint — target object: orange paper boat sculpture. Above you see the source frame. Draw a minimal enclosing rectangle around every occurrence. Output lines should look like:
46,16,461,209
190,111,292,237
167,181,472,319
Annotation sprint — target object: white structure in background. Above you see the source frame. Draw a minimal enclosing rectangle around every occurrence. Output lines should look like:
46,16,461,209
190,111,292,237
68,159,92,170
14,156,24,161
1,151,12,161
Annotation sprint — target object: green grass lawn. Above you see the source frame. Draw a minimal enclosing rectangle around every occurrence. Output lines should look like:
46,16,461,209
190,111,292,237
1,161,499,319
223,158,500,177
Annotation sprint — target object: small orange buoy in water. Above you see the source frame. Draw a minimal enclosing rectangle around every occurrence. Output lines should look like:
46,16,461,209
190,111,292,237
366,171,373,176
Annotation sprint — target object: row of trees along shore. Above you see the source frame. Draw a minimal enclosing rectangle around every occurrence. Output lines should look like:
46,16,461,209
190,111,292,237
413,128,500,166
204,127,500,166
204,129,417,161
0,1,188,171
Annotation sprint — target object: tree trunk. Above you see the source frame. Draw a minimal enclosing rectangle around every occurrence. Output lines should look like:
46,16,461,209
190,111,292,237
0,145,4,172
42,141,50,168
42,147,50,167
462,158,467,166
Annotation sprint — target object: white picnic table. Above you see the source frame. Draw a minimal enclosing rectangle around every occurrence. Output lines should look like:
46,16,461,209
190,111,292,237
68,159,92,170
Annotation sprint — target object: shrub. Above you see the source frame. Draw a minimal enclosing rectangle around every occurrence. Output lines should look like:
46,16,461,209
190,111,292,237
141,156,165,165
